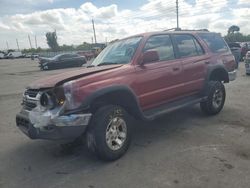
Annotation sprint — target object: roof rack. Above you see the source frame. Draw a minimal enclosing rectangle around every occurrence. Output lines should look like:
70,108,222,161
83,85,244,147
164,28,179,31
164,28,209,32
178,29,209,32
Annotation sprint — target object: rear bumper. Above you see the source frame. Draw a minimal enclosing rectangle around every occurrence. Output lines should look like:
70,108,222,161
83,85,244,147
16,109,92,140
228,70,237,81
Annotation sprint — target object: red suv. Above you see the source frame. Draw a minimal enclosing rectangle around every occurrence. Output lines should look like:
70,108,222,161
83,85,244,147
16,30,237,161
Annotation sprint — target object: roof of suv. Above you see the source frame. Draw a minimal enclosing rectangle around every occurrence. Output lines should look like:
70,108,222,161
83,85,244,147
122,30,216,40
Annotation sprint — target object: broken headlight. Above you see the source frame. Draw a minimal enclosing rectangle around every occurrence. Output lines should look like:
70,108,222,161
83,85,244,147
40,92,56,109
39,87,66,109
54,86,66,106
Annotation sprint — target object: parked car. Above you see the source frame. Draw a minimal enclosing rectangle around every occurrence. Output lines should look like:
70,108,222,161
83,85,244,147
38,53,87,70
31,54,39,60
240,42,249,60
245,51,250,75
5,51,23,59
16,30,237,161
92,47,102,57
77,51,95,60
0,52,5,59
228,42,241,68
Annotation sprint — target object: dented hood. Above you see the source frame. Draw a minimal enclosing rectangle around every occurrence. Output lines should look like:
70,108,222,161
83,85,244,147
28,65,122,89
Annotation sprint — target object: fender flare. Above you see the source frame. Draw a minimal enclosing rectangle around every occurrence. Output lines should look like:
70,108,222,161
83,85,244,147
205,64,229,83
80,85,147,120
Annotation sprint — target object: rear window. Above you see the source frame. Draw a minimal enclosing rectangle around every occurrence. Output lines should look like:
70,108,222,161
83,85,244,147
198,33,229,53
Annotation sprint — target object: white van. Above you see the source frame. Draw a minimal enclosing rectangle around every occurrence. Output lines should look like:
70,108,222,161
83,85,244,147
0,52,5,59
7,51,23,58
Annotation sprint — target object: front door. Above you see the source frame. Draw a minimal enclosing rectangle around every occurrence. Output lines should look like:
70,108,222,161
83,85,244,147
133,34,184,110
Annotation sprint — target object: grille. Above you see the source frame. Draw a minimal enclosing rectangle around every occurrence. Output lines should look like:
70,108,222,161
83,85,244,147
23,89,39,111
16,116,30,130
23,100,37,111
24,89,39,98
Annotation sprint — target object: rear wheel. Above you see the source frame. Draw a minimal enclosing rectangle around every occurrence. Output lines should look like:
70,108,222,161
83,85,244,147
86,105,131,161
200,81,226,115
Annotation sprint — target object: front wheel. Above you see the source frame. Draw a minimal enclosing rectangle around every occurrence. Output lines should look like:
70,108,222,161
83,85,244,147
86,105,131,161
200,81,226,115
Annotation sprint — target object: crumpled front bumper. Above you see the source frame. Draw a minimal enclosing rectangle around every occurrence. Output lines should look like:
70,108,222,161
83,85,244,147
16,109,92,140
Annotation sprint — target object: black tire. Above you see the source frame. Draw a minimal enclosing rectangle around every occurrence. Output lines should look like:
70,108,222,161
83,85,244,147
200,81,226,115
86,105,131,161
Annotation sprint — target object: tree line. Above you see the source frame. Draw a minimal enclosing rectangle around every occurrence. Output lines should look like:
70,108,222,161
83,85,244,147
22,31,93,54
22,25,249,54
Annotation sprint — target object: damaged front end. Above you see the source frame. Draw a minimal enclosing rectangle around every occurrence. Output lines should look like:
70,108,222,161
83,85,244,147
16,81,92,140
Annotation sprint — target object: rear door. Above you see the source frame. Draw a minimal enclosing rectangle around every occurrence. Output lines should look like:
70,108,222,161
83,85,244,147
70,54,80,66
172,34,208,95
134,34,184,110
60,54,73,67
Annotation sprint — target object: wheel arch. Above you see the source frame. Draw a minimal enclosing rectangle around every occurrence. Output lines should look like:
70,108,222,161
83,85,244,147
207,65,229,83
82,85,145,120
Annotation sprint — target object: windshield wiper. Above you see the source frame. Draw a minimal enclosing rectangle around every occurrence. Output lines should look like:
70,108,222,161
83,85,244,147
97,62,120,66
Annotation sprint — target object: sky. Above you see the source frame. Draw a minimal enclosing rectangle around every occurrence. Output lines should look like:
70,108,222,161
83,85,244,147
0,0,249,50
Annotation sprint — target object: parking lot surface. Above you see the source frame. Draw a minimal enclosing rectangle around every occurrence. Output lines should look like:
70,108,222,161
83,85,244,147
0,58,249,188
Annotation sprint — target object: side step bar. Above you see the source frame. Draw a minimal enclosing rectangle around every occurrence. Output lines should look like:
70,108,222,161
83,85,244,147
143,95,207,120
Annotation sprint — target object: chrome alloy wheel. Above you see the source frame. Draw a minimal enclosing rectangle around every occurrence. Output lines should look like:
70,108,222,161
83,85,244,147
212,89,223,109
105,117,127,151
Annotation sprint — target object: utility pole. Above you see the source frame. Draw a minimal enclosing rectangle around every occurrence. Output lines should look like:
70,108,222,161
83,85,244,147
16,39,20,51
176,0,179,29
35,35,37,49
28,35,32,49
92,19,97,44
6,41,9,50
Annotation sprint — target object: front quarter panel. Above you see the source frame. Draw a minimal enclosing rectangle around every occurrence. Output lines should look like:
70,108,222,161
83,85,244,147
63,65,137,109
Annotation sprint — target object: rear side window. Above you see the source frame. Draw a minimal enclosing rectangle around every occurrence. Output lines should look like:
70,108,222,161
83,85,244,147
144,35,175,61
173,34,204,58
69,54,78,57
198,33,229,53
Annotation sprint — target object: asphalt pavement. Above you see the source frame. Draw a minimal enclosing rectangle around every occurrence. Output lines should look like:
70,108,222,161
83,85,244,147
0,58,249,188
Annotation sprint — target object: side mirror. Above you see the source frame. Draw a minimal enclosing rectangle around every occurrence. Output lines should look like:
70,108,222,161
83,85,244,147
141,50,159,64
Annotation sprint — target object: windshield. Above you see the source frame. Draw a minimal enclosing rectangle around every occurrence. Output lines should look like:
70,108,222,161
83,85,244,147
91,36,142,66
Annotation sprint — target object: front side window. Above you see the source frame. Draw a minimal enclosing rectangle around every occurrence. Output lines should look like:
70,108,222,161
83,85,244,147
143,35,175,61
173,34,204,58
198,33,229,53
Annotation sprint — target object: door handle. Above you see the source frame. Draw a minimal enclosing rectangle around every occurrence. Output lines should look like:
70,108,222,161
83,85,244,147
173,67,180,71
